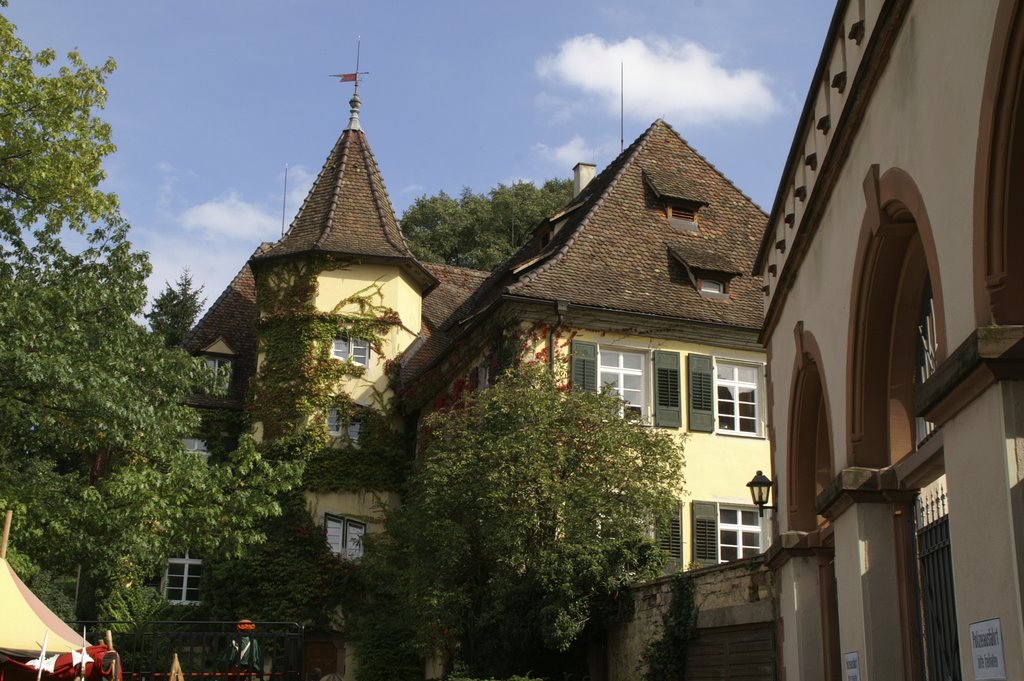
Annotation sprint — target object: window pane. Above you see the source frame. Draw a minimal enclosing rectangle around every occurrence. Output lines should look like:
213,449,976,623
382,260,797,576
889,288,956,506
717,365,735,381
623,374,642,391
742,546,761,558
719,415,735,430
332,339,348,359
742,531,761,548
737,366,758,383
739,418,757,433
720,530,738,546
740,402,756,418
741,510,758,525
347,420,361,442
347,521,365,559
325,517,343,553
601,351,620,368
739,387,756,403
600,372,620,389
721,546,738,561
720,509,738,524
622,352,643,371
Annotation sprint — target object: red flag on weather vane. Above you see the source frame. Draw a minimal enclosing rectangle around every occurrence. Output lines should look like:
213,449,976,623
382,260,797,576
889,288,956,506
332,73,358,83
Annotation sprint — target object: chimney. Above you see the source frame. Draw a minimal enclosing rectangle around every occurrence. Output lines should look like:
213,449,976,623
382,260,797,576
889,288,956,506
573,163,596,198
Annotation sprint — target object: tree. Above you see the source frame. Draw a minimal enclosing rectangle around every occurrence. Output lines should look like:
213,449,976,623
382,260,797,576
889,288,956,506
0,14,297,616
147,269,206,346
354,362,685,679
400,178,573,271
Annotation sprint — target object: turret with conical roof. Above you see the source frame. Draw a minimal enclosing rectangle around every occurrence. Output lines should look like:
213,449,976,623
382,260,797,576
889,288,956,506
252,91,436,293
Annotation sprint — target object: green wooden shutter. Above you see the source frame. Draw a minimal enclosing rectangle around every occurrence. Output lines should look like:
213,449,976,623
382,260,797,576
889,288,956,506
687,353,715,432
571,340,597,392
659,500,683,569
692,501,719,567
654,350,682,428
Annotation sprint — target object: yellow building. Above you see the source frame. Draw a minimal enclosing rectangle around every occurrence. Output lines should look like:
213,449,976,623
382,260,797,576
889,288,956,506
186,94,771,677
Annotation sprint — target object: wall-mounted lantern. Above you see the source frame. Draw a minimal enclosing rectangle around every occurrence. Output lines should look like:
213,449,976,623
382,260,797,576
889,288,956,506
747,470,776,518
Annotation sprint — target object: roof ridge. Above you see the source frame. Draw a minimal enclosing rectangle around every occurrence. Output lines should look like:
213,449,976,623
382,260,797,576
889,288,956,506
660,119,768,216
507,119,661,293
423,261,491,277
358,131,407,255
184,243,266,349
315,132,350,249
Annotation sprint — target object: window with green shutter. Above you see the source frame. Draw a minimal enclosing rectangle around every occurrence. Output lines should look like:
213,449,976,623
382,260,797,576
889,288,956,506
571,340,597,392
659,500,683,570
654,350,681,428
692,500,719,566
687,353,714,432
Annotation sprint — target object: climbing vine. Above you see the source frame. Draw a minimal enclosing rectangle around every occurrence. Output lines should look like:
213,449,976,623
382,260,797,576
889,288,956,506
247,256,406,492
640,573,699,681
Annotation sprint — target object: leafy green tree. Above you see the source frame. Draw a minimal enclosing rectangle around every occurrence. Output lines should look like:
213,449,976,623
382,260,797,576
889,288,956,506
354,363,685,678
0,14,298,616
400,178,572,271
147,269,206,347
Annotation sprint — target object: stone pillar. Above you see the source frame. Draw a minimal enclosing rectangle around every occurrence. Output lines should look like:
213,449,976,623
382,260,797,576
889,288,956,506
945,382,1024,680
832,501,906,680
778,554,826,680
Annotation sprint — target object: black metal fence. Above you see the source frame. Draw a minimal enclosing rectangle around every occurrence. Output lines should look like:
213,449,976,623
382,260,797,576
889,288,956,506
916,487,961,681
72,621,304,681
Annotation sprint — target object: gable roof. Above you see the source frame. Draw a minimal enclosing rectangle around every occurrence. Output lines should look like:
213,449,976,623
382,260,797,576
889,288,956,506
251,109,436,292
184,246,263,408
457,120,766,327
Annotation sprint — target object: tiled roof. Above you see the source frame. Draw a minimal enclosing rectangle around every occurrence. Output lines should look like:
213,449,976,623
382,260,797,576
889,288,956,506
668,239,744,275
254,128,415,262
454,119,766,331
183,246,265,408
402,262,490,380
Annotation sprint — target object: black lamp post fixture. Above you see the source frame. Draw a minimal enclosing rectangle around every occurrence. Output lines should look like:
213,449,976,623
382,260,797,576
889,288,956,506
747,470,776,518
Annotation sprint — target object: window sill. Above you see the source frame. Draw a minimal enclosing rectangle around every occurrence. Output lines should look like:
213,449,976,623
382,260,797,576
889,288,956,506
714,430,765,440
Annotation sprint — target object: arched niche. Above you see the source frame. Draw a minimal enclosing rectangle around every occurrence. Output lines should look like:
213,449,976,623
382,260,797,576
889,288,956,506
787,324,834,532
848,166,947,469
975,0,1024,325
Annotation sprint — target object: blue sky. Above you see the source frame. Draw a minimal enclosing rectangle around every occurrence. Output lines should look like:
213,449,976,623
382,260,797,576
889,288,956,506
5,1,834,308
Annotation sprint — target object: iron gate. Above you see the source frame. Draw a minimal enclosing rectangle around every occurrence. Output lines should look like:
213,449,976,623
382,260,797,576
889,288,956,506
72,621,304,681
916,486,961,681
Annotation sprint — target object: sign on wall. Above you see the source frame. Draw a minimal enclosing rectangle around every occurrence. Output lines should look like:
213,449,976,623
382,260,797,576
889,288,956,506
843,651,860,681
970,618,1006,680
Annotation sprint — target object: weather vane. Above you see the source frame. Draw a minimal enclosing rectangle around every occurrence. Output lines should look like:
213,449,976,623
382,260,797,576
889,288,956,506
330,37,370,90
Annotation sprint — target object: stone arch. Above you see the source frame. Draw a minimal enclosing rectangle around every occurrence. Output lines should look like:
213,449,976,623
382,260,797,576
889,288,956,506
975,0,1024,325
847,166,947,468
787,323,835,532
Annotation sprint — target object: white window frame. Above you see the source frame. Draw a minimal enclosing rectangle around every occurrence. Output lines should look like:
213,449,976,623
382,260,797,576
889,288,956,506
327,408,361,442
325,514,366,560
181,438,210,462
598,347,648,419
717,505,764,563
165,551,202,604
332,337,370,368
714,360,763,437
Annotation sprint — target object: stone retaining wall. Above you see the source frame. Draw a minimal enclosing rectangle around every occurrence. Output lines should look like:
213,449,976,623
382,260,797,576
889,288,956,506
605,556,776,680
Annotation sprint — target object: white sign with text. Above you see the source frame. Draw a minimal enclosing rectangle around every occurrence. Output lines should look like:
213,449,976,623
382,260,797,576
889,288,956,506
843,651,861,681
971,618,1006,680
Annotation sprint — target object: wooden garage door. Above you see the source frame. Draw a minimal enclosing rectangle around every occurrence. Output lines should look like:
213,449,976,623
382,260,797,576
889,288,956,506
685,623,776,680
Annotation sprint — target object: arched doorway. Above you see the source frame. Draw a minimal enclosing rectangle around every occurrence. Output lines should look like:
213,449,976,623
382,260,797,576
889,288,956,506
846,166,952,681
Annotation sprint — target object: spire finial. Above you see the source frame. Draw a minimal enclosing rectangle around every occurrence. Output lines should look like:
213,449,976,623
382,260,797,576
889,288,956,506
348,88,362,131
330,38,369,132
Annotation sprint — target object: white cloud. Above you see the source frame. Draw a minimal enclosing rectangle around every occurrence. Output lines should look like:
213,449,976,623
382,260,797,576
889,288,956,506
536,35,779,125
535,135,598,167
180,192,281,241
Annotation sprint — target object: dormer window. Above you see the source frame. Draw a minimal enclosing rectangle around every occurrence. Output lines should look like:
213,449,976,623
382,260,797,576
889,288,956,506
699,278,726,294
667,204,698,231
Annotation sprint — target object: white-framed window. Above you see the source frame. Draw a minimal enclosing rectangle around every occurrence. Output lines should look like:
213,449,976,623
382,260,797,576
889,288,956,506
327,408,361,442
715,361,760,436
325,514,365,560
181,437,210,461
692,501,765,566
332,337,370,367
599,348,646,418
165,551,202,604
717,506,763,562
